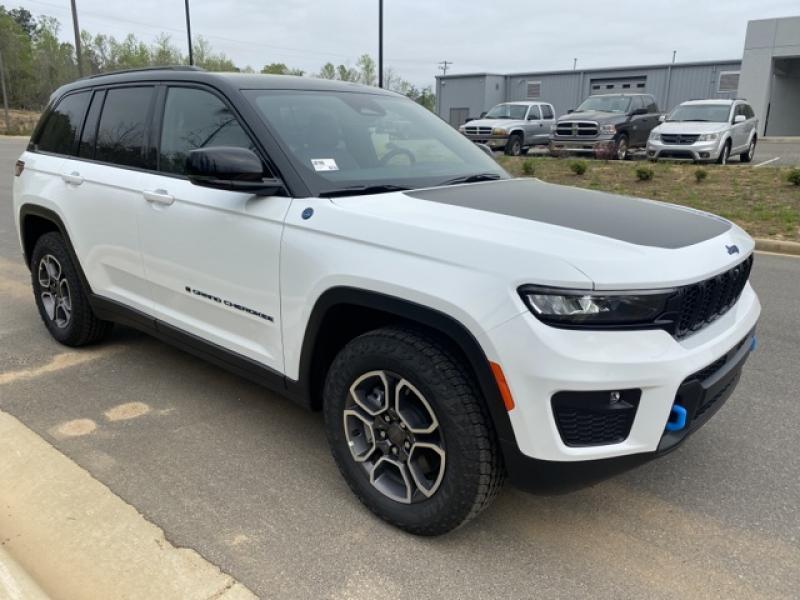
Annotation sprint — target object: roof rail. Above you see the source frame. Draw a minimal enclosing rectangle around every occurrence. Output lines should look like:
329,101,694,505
85,65,205,80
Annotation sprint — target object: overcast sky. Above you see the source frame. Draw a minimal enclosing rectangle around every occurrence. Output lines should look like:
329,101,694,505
14,0,800,87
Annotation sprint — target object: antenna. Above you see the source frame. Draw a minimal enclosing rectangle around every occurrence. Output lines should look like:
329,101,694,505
438,60,452,77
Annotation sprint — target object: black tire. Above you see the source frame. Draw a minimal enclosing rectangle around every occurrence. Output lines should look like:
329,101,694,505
504,133,523,156
614,134,629,160
717,140,731,165
323,326,504,536
740,136,757,163
30,232,112,346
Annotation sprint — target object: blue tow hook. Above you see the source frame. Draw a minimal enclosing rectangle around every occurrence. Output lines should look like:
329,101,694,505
665,404,688,432
750,335,757,352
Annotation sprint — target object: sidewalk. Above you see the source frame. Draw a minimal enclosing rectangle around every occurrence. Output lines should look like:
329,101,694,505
0,409,257,600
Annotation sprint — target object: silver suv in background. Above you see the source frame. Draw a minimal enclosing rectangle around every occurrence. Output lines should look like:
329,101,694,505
458,101,555,155
647,99,758,164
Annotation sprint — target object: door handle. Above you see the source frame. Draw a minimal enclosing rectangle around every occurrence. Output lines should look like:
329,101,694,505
143,189,175,206
61,171,84,185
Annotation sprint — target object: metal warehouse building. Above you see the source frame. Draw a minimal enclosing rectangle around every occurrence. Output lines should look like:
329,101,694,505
437,15,800,137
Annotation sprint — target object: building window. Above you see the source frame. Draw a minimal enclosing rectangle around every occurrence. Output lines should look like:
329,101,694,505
718,71,740,93
636,82,645,88
526,81,541,99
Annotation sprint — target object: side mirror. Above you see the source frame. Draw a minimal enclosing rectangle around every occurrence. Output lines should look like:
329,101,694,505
630,108,647,117
658,114,666,122
567,109,574,114
734,114,746,124
186,147,283,195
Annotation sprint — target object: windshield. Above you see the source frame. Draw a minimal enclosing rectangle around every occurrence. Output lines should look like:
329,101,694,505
484,104,528,120
667,104,731,123
243,90,508,196
575,96,631,113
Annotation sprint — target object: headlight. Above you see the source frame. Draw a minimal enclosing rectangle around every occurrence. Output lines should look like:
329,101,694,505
458,125,466,132
519,285,675,326
698,132,720,141
599,124,617,135
492,127,507,136
649,131,660,141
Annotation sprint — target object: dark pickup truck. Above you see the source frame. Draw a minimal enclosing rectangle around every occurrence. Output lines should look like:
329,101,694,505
549,93,661,159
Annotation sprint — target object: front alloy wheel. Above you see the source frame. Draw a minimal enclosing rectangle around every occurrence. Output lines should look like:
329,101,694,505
37,255,72,329
344,370,445,503
323,326,504,535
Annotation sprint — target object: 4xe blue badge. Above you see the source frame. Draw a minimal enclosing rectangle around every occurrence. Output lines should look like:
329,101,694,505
726,244,740,255
302,207,314,220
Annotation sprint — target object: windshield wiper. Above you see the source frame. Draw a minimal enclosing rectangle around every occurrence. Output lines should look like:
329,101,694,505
439,173,503,186
684,119,710,122
318,184,412,198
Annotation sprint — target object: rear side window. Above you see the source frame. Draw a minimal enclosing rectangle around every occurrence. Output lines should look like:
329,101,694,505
541,105,554,119
95,87,155,168
78,90,105,159
159,87,256,175
645,96,658,112
35,92,91,155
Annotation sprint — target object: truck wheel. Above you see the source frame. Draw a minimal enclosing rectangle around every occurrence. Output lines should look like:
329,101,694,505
504,134,523,156
740,136,756,163
323,326,504,536
614,134,629,160
30,232,112,346
717,140,731,165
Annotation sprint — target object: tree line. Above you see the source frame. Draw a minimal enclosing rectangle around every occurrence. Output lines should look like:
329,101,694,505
0,5,435,112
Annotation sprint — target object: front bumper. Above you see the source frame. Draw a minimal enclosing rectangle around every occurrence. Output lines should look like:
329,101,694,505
483,282,760,465
549,136,616,156
647,139,723,161
462,134,510,149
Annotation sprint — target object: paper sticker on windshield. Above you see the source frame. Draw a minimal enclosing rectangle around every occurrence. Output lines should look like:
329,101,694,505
311,158,339,171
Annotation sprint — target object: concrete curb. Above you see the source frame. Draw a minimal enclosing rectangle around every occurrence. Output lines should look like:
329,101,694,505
0,409,257,600
754,238,800,256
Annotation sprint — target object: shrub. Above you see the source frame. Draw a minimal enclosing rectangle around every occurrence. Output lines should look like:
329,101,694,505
569,160,588,176
522,158,536,176
635,166,654,181
694,168,708,183
788,168,800,186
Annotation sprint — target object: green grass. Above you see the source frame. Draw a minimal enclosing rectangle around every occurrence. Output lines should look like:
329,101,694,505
498,156,800,242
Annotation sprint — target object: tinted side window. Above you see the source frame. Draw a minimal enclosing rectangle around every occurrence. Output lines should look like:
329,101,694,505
159,87,256,175
95,87,154,168
645,96,658,112
744,104,755,119
541,105,554,119
36,92,91,155
526,106,540,120
79,90,105,159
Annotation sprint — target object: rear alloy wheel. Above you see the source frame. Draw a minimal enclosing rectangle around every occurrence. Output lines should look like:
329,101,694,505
504,133,523,156
323,326,504,535
717,140,731,165
740,136,757,163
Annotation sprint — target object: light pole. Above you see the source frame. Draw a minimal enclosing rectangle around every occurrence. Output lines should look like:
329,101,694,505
70,0,83,76
378,0,383,87
185,0,194,66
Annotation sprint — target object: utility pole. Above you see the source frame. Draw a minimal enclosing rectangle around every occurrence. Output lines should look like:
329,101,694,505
573,57,577,71
185,0,194,66
378,0,383,87
672,50,677,64
438,60,452,77
0,49,9,134
70,0,83,76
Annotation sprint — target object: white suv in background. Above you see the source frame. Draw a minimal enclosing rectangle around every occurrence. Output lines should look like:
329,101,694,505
647,99,758,164
14,68,760,535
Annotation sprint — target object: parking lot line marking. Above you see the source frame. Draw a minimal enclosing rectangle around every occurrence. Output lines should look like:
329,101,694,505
0,347,124,386
753,157,780,168
756,250,800,258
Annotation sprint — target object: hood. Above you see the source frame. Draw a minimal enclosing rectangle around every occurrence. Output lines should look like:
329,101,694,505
558,110,626,123
653,121,729,135
464,118,525,129
330,179,753,291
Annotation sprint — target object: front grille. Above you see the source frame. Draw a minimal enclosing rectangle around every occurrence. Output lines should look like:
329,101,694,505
661,134,700,145
554,121,598,137
672,255,753,339
552,389,640,447
465,126,492,135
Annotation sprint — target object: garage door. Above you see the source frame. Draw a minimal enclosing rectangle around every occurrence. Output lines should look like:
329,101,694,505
590,77,647,93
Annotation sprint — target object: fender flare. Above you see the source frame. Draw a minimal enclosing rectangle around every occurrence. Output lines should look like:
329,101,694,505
289,286,518,449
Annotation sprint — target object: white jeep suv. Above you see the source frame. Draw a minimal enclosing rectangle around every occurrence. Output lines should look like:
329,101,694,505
13,68,760,535
647,99,758,164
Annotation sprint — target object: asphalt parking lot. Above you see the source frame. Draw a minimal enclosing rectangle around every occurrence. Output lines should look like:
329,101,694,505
1,137,799,599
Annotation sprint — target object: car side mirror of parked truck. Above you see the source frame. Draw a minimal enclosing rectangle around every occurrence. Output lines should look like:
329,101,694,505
186,147,284,196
